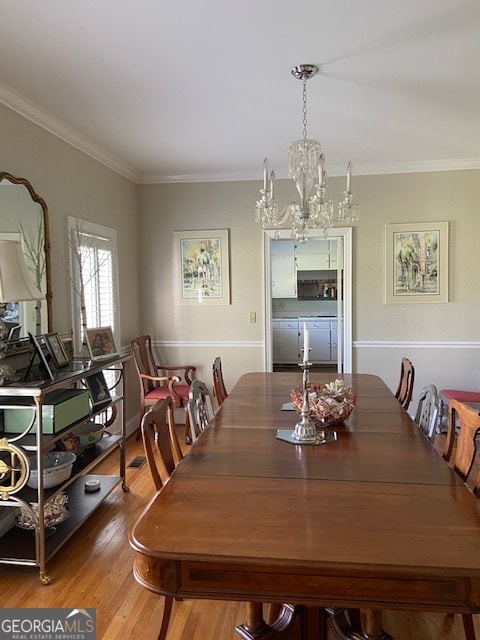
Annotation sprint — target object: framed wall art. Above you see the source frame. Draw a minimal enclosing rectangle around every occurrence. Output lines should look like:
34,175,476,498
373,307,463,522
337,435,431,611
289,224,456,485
385,222,449,303
174,229,230,305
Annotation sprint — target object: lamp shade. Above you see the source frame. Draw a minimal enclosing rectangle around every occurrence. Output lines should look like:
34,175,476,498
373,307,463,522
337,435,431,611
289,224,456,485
0,239,44,302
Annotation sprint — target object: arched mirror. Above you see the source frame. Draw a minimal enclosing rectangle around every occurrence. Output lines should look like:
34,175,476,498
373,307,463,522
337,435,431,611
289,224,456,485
0,172,52,337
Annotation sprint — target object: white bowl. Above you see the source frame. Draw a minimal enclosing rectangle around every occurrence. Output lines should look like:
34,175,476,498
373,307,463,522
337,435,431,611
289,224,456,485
60,421,104,452
27,452,77,489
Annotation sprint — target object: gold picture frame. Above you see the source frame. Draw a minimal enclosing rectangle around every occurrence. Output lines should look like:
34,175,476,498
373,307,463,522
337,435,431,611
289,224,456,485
174,229,230,305
385,222,449,303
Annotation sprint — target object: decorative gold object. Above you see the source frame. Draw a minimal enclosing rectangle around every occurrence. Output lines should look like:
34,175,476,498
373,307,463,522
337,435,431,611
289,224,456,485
0,437,30,499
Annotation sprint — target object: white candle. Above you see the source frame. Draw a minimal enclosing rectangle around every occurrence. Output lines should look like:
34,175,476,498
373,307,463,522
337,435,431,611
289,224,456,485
263,158,268,191
346,161,353,192
270,170,275,198
303,323,309,363
318,153,325,187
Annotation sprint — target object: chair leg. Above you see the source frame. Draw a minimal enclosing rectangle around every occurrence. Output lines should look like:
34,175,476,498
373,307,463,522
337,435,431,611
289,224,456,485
157,596,173,640
462,614,476,640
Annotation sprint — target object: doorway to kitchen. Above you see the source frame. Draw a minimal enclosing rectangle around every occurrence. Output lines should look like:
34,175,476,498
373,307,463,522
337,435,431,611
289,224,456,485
263,228,352,373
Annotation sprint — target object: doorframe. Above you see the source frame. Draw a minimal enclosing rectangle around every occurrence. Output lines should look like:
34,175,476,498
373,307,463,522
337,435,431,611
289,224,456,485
263,227,353,373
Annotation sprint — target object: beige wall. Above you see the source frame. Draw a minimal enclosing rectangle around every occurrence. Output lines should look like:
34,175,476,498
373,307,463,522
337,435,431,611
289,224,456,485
0,104,142,429
139,170,480,415
2,100,479,423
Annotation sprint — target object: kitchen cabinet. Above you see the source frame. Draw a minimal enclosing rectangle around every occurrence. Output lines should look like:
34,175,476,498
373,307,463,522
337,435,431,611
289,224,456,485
271,241,297,298
0,353,130,583
272,320,299,363
300,320,331,363
273,319,338,365
297,239,337,270
331,321,338,362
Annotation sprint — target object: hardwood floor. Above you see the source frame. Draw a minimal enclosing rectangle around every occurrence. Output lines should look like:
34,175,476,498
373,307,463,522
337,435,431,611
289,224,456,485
0,429,477,640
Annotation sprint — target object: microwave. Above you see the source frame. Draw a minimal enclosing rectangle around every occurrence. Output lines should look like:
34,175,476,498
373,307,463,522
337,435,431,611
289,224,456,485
297,280,322,300
297,278,337,300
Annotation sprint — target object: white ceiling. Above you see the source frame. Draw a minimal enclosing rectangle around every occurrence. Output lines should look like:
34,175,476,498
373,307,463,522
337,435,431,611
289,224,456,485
0,0,479,184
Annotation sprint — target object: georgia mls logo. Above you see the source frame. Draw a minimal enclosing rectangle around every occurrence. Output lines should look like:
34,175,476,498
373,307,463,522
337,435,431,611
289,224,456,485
0,608,96,639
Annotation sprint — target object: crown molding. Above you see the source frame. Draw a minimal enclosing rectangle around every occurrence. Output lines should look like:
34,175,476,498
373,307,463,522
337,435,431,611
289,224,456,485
2,81,479,186
0,82,139,182
139,158,480,184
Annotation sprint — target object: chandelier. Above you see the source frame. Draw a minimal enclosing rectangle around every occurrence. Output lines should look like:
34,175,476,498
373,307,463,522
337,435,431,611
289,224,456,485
255,64,359,241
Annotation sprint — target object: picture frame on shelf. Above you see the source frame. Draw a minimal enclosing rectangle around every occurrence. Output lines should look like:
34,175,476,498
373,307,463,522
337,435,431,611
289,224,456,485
6,325,21,352
85,371,111,407
173,229,230,305
85,326,118,360
24,332,54,381
43,332,70,368
385,221,449,304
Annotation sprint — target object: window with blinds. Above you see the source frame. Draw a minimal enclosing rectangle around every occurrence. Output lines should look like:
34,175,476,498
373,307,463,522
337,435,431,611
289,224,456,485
68,217,120,354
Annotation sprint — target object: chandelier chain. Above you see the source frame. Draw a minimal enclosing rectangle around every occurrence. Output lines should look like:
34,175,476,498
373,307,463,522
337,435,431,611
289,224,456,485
302,77,308,141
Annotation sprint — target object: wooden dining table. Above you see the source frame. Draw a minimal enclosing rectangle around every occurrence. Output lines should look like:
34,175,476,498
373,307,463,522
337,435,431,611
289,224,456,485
129,372,480,640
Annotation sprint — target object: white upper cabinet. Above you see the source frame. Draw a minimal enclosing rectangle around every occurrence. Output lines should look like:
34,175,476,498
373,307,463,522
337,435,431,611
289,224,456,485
271,240,297,298
297,239,335,270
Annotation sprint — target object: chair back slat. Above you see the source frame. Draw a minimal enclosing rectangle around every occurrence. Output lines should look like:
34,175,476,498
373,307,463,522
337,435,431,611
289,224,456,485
414,384,439,440
212,356,228,406
443,399,480,487
187,380,214,442
395,357,415,410
141,396,183,491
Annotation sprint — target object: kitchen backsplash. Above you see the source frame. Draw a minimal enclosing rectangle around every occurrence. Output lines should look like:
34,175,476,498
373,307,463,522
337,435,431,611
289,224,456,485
272,298,337,317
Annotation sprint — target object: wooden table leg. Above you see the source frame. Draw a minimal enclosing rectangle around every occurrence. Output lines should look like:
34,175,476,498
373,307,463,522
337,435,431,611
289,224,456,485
326,608,393,640
361,609,392,640
236,604,326,640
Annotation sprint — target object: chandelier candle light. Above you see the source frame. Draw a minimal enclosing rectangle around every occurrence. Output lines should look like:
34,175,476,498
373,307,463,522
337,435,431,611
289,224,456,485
255,64,359,241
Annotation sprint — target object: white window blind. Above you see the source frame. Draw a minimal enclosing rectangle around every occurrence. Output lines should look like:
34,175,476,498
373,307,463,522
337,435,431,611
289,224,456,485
68,217,120,353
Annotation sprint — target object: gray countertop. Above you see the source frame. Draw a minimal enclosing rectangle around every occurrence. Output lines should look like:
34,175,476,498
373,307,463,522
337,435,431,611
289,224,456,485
273,315,337,321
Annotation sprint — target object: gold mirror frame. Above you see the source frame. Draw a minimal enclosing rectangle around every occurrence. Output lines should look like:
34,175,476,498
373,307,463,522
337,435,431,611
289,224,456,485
0,172,52,335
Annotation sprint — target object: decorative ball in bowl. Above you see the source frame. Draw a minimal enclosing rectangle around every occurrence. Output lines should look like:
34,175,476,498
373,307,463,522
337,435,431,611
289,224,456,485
27,452,77,489
290,379,357,426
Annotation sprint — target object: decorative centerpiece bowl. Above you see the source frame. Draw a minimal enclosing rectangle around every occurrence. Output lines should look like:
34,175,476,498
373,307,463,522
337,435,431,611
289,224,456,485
27,451,77,489
290,378,357,426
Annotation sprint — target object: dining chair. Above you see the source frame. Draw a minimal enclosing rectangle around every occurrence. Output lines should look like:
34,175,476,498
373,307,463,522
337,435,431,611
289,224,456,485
131,334,196,443
414,384,440,441
443,399,480,489
212,356,228,407
394,357,415,410
442,398,480,640
187,379,214,443
140,396,183,640
438,387,480,432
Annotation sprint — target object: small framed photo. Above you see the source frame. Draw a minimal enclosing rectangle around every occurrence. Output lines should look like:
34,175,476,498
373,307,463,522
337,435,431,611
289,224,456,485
43,332,70,367
85,371,111,407
85,326,118,360
24,332,54,381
